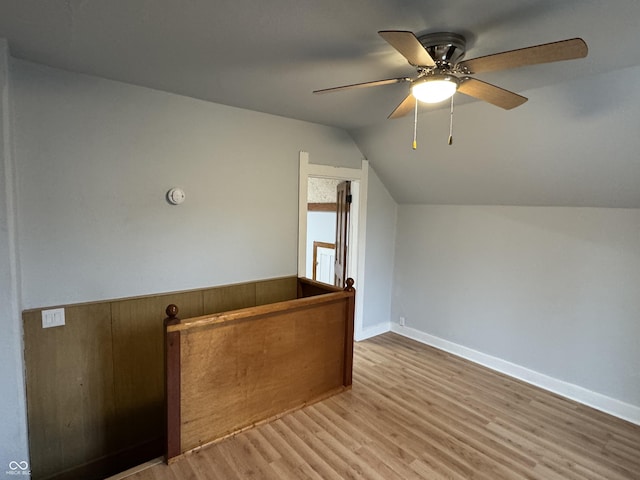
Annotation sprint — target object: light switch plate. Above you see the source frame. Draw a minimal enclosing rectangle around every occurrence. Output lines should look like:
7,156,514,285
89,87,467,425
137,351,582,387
42,308,65,328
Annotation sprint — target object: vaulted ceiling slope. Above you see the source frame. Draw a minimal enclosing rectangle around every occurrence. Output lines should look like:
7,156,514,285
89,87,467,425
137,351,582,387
1,0,639,207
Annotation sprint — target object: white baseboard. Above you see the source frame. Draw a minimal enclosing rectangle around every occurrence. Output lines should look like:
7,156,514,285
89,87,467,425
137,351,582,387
356,322,390,341
391,324,640,426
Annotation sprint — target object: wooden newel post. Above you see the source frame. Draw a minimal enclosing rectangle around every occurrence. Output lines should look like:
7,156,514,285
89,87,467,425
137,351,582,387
165,304,179,324
164,304,181,463
344,278,355,292
343,278,355,387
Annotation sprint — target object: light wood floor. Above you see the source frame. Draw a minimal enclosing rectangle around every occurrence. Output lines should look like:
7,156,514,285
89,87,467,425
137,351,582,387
124,333,640,480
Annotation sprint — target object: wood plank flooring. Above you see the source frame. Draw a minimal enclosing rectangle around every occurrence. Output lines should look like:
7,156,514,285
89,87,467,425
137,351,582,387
121,333,640,480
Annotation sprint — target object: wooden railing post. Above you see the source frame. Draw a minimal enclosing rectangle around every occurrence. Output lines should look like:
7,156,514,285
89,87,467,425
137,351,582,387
343,278,355,387
164,304,181,463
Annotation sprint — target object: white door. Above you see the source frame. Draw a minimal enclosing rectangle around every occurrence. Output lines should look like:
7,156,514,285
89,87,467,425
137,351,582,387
316,246,335,284
313,241,335,284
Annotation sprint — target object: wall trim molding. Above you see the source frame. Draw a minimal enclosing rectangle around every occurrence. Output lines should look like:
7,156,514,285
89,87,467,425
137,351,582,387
1,38,31,474
308,202,337,212
390,324,640,426
356,322,390,342
298,152,369,341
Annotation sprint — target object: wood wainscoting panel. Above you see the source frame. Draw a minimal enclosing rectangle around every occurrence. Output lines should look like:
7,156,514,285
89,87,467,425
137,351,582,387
23,276,304,479
202,282,256,314
179,299,347,453
255,276,298,306
23,303,115,480
110,291,203,454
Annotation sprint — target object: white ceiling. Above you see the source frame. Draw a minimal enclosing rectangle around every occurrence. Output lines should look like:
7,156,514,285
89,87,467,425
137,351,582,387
1,0,639,207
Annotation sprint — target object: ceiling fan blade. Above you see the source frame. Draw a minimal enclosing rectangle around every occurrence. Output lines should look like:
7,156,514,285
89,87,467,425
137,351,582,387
388,93,416,119
457,77,527,110
313,77,410,94
379,30,436,67
457,38,588,74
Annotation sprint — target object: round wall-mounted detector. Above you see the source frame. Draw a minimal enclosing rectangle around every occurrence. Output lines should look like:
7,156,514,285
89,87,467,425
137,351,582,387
166,187,186,205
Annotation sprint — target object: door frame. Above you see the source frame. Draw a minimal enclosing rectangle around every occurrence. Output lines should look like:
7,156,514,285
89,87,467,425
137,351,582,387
298,151,369,341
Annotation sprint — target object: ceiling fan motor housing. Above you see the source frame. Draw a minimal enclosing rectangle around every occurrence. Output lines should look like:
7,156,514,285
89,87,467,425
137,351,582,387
418,32,466,70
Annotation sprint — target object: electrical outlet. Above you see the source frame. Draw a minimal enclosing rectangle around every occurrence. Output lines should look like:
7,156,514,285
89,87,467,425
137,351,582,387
399,316,405,326
42,308,65,328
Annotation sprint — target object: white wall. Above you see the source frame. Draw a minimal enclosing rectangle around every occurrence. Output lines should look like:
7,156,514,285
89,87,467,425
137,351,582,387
0,40,30,477
12,59,364,309
7,58,366,468
392,205,640,417
360,165,397,336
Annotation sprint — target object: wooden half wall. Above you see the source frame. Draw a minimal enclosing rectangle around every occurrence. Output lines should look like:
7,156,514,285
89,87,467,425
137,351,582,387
23,276,298,480
164,278,355,461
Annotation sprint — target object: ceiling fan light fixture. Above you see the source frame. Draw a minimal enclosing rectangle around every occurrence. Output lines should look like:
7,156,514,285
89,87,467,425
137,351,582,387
412,75,459,104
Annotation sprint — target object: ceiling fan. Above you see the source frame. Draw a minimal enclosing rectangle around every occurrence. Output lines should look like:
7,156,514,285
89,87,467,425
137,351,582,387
314,30,588,119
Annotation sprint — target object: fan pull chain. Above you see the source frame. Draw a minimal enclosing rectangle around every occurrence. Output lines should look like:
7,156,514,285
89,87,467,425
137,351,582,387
412,96,418,150
448,95,454,145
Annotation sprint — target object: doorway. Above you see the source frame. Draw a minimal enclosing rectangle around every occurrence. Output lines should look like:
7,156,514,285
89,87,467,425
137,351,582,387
305,176,339,282
297,151,369,340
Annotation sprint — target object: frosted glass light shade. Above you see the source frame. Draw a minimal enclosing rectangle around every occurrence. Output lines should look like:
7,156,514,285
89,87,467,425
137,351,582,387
412,75,459,103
